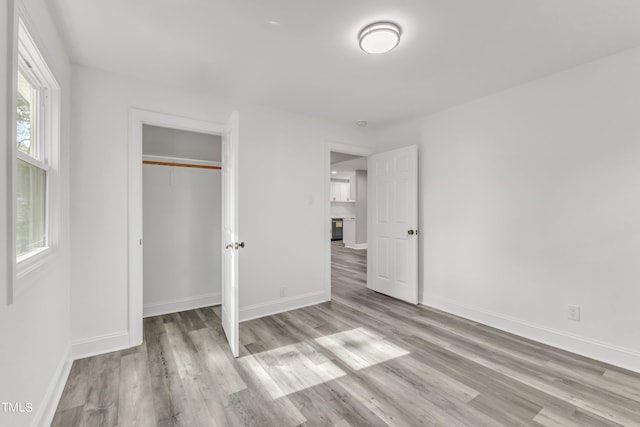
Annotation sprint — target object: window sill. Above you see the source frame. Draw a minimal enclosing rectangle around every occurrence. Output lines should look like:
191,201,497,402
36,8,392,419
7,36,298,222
16,246,55,280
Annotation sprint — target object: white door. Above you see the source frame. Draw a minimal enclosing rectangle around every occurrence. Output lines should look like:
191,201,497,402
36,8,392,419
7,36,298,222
221,111,240,357
367,145,419,304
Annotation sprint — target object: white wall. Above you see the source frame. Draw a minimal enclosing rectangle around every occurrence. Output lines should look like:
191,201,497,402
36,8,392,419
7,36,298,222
143,124,222,161
0,1,72,426
330,202,356,219
375,47,640,372
70,64,374,348
143,165,221,316
355,170,367,244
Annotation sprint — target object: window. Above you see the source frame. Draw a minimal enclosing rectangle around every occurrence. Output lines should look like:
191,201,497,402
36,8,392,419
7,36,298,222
16,65,47,258
13,18,60,273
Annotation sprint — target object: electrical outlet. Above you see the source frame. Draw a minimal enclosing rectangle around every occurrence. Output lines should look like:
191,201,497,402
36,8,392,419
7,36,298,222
568,304,580,321
280,287,287,298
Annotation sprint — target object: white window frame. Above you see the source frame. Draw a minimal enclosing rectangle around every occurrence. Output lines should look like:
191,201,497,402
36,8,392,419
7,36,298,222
7,14,62,301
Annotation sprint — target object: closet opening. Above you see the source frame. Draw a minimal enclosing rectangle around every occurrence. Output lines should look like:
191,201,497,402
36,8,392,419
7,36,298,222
142,124,222,318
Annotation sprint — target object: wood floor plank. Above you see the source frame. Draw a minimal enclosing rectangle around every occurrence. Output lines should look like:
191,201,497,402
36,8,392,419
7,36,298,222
234,353,308,426
144,317,194,426
178,310,206,332
189,328,247,396
286,378,388,427
117,349,156,427
81,351,120,426
52,241,640,426
163,322,218,426
335,372,418,427
51,405,84,427
533,406,620,427
55,357,92,411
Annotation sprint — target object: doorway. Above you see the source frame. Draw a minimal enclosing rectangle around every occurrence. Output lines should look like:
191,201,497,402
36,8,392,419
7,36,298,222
325,144,373,301
128,109,240,357
325,143,420,306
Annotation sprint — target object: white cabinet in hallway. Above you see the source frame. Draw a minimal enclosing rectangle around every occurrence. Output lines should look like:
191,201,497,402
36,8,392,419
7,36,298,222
331,181,351,201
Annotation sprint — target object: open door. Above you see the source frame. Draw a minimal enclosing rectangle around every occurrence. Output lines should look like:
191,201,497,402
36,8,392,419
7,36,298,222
221,111,241,357
367,145,419,304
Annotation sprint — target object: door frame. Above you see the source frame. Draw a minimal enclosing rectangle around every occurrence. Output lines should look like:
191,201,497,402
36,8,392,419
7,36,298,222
324,143,374,302
128,109,225,346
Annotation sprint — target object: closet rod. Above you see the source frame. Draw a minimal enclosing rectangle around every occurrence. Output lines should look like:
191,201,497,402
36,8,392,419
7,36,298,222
143,160,221,170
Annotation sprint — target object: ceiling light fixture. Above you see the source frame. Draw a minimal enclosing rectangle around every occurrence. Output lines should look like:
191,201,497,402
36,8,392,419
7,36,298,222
355,120,368,127
358,22,401,54
332,171,337,174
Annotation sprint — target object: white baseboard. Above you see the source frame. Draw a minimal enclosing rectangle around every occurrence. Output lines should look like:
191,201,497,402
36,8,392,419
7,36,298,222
143,292,221,318
240,291,326,322
32,344,72,427
421,293,640,374
71,292,219,362
72,331,130,360
345,243,367,250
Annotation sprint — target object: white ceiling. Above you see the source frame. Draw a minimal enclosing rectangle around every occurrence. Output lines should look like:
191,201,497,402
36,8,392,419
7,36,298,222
331,157,367,180
48,0,640,128
331,152,361,165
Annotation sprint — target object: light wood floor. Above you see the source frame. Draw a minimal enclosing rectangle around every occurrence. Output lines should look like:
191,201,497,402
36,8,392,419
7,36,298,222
53,242,640,426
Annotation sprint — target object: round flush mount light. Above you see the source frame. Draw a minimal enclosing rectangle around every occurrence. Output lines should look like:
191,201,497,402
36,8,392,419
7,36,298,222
358,21,401,54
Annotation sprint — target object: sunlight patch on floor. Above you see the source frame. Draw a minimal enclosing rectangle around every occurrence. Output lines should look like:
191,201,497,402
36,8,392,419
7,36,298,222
315,327,410,370
238,341,346,399
238,328,409,400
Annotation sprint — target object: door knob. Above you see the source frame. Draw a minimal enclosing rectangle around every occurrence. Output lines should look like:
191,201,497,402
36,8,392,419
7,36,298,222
235,242,245,250
408,229,415,235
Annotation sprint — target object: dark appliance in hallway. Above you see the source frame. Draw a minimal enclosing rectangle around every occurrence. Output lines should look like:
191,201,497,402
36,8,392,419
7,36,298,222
331,218,343,241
